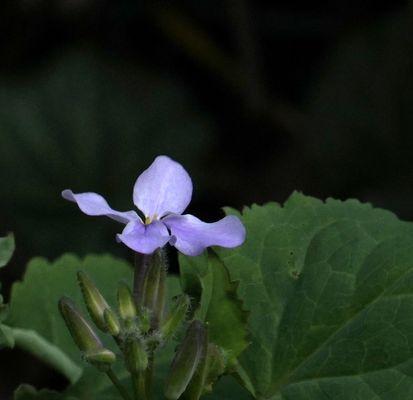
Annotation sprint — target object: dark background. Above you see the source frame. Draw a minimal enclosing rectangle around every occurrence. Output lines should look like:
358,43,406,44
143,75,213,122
0,0,411,397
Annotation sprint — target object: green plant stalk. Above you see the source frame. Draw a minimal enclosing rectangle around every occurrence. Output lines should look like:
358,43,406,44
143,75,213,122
143,252,166,329
145,351,155,399
133,253,152,306
132,371,147,400
106,369,132,400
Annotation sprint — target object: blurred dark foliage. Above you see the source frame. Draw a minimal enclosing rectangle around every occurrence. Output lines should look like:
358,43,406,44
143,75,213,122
0,0,411,398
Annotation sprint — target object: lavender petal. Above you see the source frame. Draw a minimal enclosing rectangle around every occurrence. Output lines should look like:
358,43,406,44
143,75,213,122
117,220,170,254
133,156,192,219
163,214,246,256
62,190,139,224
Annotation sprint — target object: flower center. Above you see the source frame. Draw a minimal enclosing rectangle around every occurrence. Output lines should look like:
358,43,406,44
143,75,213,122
144,214,158,225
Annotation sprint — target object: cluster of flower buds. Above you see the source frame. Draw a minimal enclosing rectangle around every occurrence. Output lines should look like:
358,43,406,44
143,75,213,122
58,249,226,400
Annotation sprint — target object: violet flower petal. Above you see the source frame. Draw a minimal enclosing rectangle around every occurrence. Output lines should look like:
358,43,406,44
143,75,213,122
116,220,170,254
163,214,246,256
62,190,139,224
133,156,193,219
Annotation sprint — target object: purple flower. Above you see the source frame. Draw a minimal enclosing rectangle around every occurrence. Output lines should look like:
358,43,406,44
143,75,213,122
62,156,246,256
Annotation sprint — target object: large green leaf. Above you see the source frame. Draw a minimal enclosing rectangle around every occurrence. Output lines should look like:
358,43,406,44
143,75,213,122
205,193,413,399
0,232,14,268
179,251,249,366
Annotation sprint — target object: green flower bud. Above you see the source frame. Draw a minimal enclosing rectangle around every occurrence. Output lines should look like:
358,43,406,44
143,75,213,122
59,298,117,372
143,249,167,329
104,308,121,337
124,338,148,373
164,320,208,400
118,282,137,321
77,271,110,332
58,296,103,352
85,348,116,371
161,295,190,340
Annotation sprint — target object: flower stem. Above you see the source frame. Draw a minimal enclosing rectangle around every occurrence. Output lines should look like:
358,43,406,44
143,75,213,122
106,369,132,400
132,371,147,400
145,353,154,399
133,252,152,306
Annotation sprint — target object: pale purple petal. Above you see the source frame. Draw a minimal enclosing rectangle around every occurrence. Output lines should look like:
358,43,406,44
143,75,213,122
62,190,139,224
163,214,246,256
116,220,170,254
133,156,193,219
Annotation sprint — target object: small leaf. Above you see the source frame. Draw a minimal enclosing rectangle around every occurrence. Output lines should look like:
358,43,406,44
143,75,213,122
179,251,249,366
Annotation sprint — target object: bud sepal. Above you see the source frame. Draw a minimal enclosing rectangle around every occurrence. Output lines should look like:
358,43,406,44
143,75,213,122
161,294,190,341
118,282,137,322
84,348,116,371
104,308,121,337
77,271,111,332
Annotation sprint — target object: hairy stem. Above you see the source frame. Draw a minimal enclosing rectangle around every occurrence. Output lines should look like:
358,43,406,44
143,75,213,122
145,352,155,399
132,371,147,400
133,253,152,306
